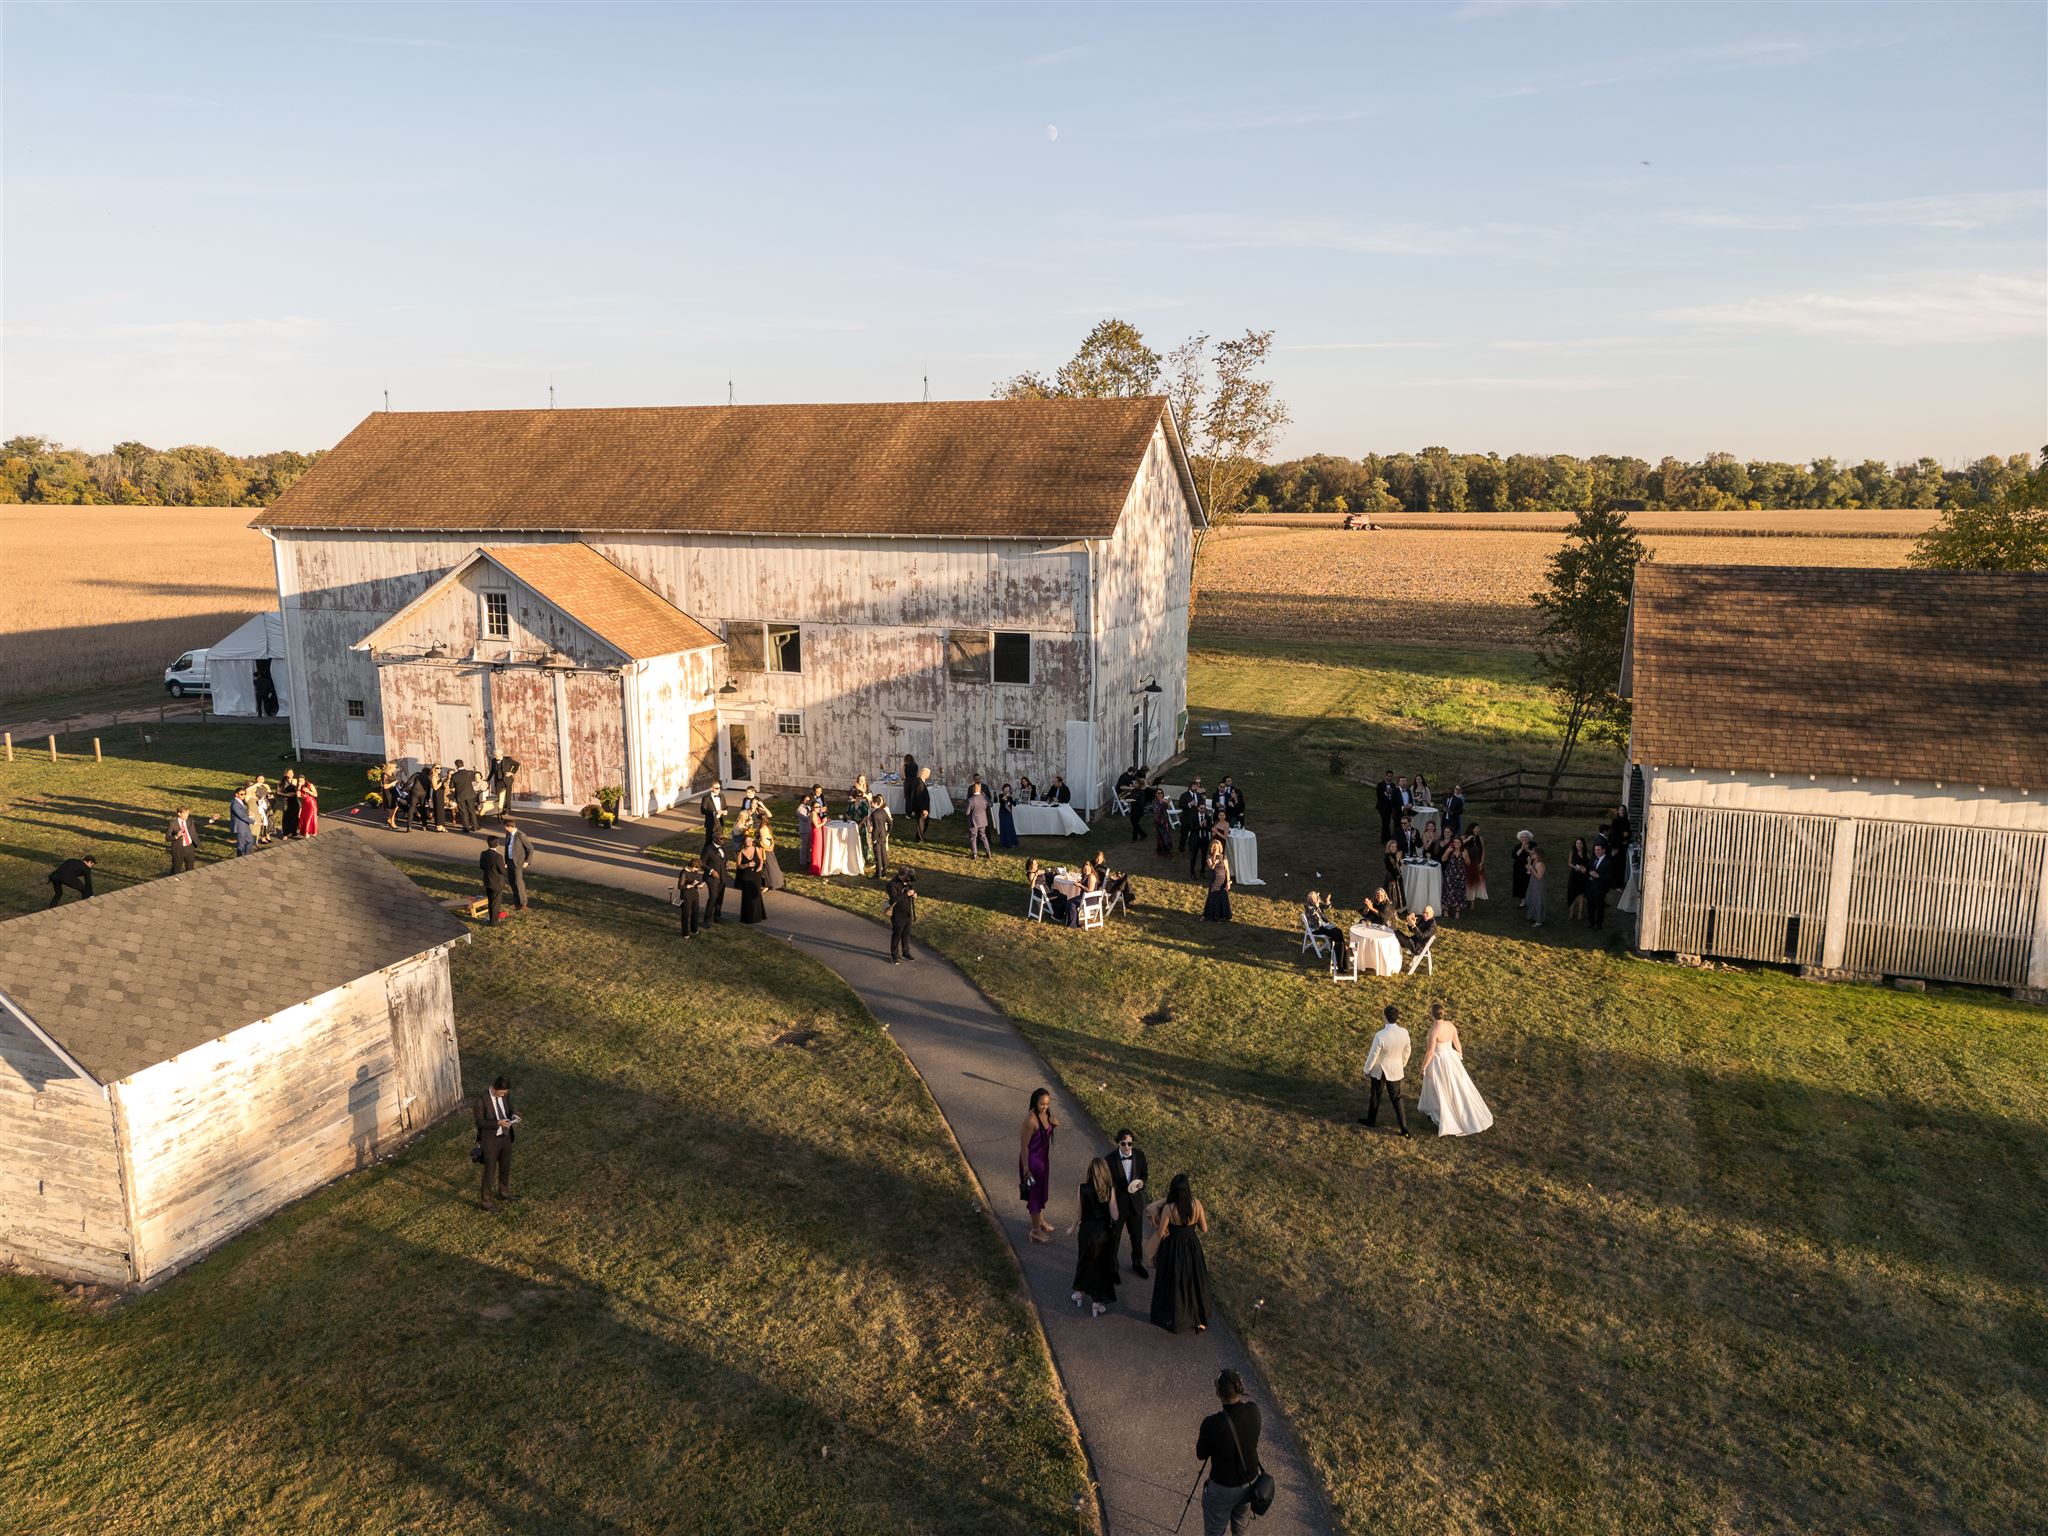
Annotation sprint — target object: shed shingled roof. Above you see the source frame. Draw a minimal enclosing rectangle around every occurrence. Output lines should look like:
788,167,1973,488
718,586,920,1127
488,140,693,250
0,834,469,1085
251,398,1203,539
1625,565,2048,791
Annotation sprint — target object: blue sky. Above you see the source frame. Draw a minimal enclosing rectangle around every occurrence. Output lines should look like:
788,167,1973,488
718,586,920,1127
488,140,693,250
3,1,2042,461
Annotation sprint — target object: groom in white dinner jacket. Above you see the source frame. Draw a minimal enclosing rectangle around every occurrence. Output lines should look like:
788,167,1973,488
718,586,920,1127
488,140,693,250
1360,1005,1412,1136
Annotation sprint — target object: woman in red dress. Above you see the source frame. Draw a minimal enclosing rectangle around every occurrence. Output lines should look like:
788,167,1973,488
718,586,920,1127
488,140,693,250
804,783,827,875
297,777,320,837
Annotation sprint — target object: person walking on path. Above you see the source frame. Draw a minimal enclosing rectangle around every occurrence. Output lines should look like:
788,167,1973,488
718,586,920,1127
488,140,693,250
479,836,511,922
1360,1005,1412,1136
675,859,706,937
1069,1156,1122,1318
1146,1173,1212,1334
1019,1088,1057,1243
886,867,917,962
1107,1128,1150,1277
1194,1369,1267,1536
907,767,934,844
46,856,95,906
473,1075,520,1211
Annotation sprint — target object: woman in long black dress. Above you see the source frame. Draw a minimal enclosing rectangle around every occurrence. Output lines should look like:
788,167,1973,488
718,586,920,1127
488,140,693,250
1146,1173,1211,1334
1069,1157,1121,1318
734,834,768,924
1202,837,1233,922
1566,836,1591,921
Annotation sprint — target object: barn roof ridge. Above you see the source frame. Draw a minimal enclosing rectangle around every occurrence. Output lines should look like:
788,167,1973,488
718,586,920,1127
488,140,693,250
0,834,471,1085
1626,563,2048,791
249,396,1203,539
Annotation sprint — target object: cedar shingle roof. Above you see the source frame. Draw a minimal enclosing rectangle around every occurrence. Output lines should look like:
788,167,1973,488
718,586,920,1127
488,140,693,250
1625,565,2048,791
251,398,1201,539
0,835,469,1085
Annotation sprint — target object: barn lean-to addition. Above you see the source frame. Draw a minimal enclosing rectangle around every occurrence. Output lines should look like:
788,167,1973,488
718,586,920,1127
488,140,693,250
1622,565,2048,998
0,836,469,1289
251,397,1204,816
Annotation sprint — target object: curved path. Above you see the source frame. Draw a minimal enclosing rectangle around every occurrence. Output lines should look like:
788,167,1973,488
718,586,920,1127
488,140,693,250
341,807,1329,1536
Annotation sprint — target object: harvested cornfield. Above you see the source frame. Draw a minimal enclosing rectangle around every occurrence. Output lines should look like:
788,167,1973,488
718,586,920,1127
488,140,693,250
1236,509,1940,536
0,506,274,702
1195,524,1919,647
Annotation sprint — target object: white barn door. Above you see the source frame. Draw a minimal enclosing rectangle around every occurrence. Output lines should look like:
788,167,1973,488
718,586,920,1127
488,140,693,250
434,703,483,768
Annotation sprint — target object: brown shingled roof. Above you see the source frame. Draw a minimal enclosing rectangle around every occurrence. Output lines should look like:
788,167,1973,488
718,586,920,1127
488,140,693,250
0,835,469,1085
1625,565,2048,791
251,397,1202,538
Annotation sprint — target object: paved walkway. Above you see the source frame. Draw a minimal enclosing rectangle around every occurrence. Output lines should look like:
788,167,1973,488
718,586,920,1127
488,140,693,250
338,806,1330,1536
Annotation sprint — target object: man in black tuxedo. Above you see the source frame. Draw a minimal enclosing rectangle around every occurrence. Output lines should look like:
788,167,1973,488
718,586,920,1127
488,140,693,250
479,836,511,922
701,784,726,848
1393,814,1420,857
1047,775,1071,805
702,837,729,923
1176,780,1204,851
1217,776,1246,828
502,820,533,909
1587,838,1613,930
1444,785,1466,838
449,760,481,831
47,856,95,906
1375,771,1399,843
473,1075,520,1210
1107,1128,1150,1276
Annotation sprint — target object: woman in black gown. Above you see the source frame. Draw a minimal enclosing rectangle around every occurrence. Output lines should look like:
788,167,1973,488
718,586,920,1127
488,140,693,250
1146,1174,1211,1334
734,833,768,924
1069,1157,1121,1318
1202,837,1233,922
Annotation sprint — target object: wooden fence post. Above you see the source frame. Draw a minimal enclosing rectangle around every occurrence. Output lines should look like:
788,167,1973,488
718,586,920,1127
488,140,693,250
93,737,103,764
48,735,58,762
3,732,11,762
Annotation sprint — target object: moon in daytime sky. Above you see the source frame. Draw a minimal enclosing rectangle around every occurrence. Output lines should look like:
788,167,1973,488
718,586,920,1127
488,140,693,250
1046,124,1058,142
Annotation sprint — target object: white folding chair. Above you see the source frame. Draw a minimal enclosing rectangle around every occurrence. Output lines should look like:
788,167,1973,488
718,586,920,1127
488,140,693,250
1110,791,1129,817
1405,934,1436,977
1077,892,1106,931
1027,888,1050,923
1330,946,1359,982
1299,912,1332,962
1103,882,1126,917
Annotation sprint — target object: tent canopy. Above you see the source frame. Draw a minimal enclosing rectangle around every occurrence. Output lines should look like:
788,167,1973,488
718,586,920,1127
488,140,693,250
209,612,290,718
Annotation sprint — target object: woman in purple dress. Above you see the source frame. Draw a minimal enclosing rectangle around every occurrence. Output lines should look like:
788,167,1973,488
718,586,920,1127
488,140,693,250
1151,789,1174,858
1019,1088,1058,1244
1440,834,1470,919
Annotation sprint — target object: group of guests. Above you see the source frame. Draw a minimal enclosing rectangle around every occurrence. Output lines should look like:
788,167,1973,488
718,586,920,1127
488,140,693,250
476,822,536,922
1019,1093,1214,1336
1302,886,1439,974
795,776,895,878
1023,852,1131,925
962,771,1075,858
1512,805,1634,929
224,768,321,855
382,756,518,835
678,784,785,932
1113,768,1249,925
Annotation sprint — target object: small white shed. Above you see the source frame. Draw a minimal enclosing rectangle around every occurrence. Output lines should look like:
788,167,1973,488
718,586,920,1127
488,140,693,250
1623,565,2048,998
0,835,470,1289
209,610,291,718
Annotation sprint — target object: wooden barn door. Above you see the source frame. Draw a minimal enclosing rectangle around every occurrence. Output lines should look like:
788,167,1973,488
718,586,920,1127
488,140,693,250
1655,807,1835,966
485,670,562,804
687,709,718,795
1843,822,2046,987
385,954,462,1131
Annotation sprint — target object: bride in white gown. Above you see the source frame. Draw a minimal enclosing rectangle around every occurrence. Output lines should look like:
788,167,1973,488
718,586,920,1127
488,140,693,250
1416,1003,1494,1137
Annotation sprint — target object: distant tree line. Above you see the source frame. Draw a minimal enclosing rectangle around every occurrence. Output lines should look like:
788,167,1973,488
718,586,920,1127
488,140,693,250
0,436,324,507
1248,448,2038,516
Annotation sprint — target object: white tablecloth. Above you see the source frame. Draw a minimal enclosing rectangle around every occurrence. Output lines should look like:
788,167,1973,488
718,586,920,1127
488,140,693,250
1051,872,1084,898
1222,827,1262,886
820,820,865,877
1409,804,1441,840
878,781,954,819
1347,923,1404,977
1010,802,1090,837
1401,859,1442,914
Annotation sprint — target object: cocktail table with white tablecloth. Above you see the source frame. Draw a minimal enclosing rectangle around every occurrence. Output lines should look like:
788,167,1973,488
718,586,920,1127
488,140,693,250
1401,859,1442,914
1221,827,1263,886
1346,923,1404,977
1408,804,1441,840
1009,802,1090,837
878,781,954,819
820,819,865,877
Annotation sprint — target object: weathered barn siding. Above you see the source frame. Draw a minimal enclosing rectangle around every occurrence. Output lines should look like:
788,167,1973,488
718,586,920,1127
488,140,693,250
626,651,718,814
564,671,628,807
377,661,488,775
1636,766,2048,991
489,668,565,803
0,1009,130,1286
111,955,461,1285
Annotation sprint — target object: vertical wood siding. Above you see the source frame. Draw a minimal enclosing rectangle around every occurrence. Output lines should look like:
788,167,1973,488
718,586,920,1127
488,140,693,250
1654,806,1837,965
0,1011,130,1285
1843,823,2047,987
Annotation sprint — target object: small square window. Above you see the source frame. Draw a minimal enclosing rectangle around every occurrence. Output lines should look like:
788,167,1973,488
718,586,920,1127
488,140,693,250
346,699,366,719
483,590,510,640
1006,725,1032,753
777,711,804,737
992,631,1031,685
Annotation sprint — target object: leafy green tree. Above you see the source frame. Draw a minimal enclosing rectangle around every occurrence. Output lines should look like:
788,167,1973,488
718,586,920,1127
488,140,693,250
1166,328,1289,524
1912,447,2048,570
1533,507,1646,792
1056,319,1161,398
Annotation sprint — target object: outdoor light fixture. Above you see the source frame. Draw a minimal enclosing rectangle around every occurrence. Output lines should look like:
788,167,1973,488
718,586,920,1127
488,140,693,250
424,642,449,661
719,679,740,695
1138,677,1162,695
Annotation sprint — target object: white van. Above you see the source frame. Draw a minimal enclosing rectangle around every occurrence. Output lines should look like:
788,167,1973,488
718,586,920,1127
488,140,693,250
164,649,212,697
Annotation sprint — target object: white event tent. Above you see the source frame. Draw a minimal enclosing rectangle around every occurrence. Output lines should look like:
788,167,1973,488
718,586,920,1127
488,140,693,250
209,612,291,718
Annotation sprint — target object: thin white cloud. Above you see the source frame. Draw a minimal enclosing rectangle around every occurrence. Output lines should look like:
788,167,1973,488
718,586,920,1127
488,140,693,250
1661,274,2045,344
1403,375,1681,392
1662,189,2045,233
1062,297,1187,315
106,317,327,342
1017,45,1090,70
1096,212,1551,258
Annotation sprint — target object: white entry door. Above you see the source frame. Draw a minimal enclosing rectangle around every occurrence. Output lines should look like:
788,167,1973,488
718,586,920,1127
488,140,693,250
719,717,755,787
434,703,482,768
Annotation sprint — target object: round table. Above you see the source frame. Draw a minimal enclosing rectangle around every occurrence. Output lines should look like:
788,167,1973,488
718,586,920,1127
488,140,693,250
819,820,866,877
878,781,955,819
1009,802,1090,837
1401,859,1443,914
1346,923,1404,977
1222,827,1262,887
1409,804,1442,841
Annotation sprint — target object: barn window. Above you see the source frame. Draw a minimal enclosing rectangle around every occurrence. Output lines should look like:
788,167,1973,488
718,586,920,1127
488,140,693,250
992,631,1032,684
1006,725,1033,753
947,628,993,682
727,622,802,673
346,699,366,719
727,622,766,670
777,711,804,737
483,590,510,640
767,624,802,673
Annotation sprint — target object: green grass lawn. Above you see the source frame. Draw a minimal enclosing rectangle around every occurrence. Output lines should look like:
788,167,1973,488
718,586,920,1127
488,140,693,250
780,633,2048,1535
0,735,1088,1533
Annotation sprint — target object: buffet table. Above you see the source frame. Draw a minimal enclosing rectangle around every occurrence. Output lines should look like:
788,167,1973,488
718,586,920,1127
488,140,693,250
1009,802,1090,838
877,781,954,819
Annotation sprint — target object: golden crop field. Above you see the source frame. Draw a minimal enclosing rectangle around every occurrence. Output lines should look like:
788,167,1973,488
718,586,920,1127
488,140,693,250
1196,523,1922,647
1238,508,1941,535
0,506,275,703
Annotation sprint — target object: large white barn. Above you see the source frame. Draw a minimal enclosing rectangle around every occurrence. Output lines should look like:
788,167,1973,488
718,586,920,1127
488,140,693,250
1623,565,2048,999
253,398,1204,816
